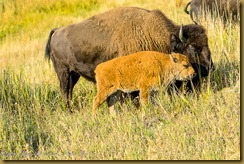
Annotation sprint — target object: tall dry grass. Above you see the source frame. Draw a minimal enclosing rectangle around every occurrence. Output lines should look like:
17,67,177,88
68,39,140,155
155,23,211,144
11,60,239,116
0,0,240,160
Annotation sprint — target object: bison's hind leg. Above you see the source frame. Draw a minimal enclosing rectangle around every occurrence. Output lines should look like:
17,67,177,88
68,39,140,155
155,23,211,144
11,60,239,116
54,62,80,112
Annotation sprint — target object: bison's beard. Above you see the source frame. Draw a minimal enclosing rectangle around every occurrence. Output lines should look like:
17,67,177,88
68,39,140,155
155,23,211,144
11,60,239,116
191,63,210,78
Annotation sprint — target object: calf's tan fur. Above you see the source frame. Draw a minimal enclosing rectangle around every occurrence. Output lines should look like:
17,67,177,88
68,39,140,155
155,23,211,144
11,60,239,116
93,51,195,117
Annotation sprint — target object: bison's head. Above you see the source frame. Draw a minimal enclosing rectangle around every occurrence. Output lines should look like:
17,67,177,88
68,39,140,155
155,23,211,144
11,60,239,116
171,24,214,78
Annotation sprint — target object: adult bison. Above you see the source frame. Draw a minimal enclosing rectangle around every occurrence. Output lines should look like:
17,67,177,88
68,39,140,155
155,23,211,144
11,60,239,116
184,0,240,24
45,7,214,110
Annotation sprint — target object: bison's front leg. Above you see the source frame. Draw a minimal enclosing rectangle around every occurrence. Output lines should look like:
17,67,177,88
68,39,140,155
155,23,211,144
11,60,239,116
106,91,140,112
106,90,125,116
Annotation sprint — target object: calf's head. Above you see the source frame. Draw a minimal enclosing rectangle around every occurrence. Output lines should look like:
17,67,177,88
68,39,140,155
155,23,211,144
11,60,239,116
171,24,214,78
169,53,196,81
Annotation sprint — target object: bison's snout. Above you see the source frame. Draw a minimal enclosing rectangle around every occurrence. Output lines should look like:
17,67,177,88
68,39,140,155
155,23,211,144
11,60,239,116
202,64,215,77
191,63,214,78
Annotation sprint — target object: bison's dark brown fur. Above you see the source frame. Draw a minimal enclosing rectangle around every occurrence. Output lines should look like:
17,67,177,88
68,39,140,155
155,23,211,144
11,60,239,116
45,7,214,109
184,0,240,24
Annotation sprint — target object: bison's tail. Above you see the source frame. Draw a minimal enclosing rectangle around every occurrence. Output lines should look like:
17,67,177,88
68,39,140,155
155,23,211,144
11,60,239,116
184,2,191,14
45,28,58,60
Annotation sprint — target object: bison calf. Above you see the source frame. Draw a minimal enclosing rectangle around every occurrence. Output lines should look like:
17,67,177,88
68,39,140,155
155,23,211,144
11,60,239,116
93,51,196,117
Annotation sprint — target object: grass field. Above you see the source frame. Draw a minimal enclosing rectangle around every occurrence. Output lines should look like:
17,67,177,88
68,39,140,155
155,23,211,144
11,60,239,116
0,0,240,160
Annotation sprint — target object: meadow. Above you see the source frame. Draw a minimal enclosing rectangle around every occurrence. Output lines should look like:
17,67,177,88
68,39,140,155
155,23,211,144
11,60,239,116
0,0,240,160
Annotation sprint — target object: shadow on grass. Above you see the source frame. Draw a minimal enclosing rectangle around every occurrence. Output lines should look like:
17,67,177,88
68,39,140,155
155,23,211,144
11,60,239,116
210,60,239,91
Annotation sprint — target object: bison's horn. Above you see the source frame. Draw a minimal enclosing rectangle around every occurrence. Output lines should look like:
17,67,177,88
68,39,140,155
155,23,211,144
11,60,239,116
179,25,187,43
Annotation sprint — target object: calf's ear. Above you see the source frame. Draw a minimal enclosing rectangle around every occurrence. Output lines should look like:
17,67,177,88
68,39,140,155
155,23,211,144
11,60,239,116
169,54,178,63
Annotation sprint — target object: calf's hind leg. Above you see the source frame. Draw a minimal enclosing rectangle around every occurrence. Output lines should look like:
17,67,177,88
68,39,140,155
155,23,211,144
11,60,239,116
93,86,117,117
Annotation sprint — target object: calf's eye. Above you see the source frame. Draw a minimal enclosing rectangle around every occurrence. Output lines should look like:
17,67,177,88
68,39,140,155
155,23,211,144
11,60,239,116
183,64,189,68
173,58,178,63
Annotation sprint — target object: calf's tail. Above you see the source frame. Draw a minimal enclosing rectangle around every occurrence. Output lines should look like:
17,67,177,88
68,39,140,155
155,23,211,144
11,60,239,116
45,28,58,60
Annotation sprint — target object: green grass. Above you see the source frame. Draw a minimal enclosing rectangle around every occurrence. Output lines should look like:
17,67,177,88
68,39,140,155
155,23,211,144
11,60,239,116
0,0,103,41
0,0,240,160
